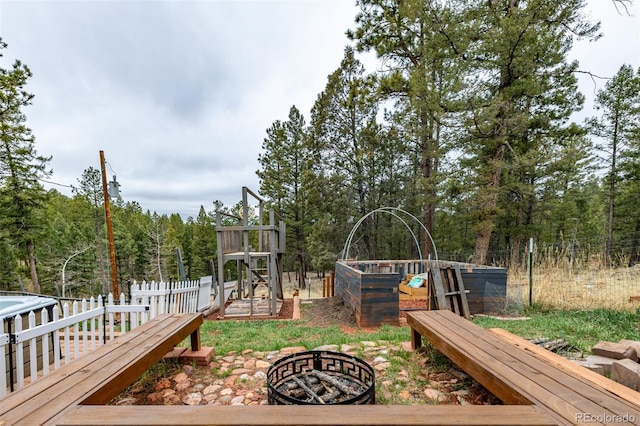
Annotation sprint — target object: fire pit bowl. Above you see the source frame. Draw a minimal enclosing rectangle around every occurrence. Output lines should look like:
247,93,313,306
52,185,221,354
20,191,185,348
267,350,375,405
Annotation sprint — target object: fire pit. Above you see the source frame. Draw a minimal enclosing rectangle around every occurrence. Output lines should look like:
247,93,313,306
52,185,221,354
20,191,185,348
267,350,375,405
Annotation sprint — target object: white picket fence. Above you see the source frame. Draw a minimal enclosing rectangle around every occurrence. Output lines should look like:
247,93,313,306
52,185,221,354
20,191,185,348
130,279,210,318
1,278,212,398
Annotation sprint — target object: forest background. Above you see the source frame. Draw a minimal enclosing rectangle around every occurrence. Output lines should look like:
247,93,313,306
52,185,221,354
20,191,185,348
1,0,639,298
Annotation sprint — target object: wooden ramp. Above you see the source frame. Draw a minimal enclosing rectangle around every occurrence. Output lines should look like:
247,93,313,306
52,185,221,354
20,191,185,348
223,298,283,318
408,310,640,425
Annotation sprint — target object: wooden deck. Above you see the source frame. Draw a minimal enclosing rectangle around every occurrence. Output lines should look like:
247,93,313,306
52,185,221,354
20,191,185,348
10,308,640,425
0,313,203,426
0,308,563,426
408,310,640,426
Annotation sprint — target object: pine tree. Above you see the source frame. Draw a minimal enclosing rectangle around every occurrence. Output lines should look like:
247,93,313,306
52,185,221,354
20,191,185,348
461,0,599,264
257,106,310,288
0,39,51,293
588,64,640,264
348,0,467,257
309,47,387,259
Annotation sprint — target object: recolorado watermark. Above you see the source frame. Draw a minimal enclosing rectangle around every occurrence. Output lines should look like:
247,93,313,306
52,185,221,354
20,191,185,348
576,413,636,423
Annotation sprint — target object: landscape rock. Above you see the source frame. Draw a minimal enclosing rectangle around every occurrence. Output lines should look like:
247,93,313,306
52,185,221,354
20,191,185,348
313,344,339,351
173,372,189,383
182,392,202,405
619,340,640,357
175,379,192,392
231,395,246,405
611,358,640,391
154,378,171,392
279,346,307,355
591,341,638,361
571,359,605,375
116,328,497,408
256,360,271,369
424,388,446,402
231,368,254,375
584,355,617,376
203,384,221,395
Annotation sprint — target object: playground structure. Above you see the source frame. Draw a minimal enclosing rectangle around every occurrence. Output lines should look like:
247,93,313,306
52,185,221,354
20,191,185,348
215,187,285,318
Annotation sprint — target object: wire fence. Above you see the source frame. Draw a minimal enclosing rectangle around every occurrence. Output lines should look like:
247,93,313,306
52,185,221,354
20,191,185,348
430,237,640,312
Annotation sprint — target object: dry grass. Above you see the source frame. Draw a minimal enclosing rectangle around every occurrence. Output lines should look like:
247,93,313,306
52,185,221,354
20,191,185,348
507,258,640,311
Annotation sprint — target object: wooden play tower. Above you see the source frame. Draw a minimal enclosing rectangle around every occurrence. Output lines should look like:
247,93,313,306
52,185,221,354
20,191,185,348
215,187,285,318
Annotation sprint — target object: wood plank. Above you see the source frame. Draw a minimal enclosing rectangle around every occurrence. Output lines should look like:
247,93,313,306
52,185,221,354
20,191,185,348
408,310,640,425
430,267,447,308
57,405,555,426
0,314,203,426
489,328,640,409
454,267,471,319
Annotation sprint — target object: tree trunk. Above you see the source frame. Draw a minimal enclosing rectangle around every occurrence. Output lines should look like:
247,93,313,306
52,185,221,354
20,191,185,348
472,142,507,265
420,106,437,259
27,239,40,294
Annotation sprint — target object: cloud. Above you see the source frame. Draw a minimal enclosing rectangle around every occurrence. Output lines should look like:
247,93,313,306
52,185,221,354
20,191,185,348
0,0,359,219
0,0,637,220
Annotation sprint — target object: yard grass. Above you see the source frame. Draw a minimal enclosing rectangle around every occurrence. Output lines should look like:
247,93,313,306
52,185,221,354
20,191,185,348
198,320,411,354
472,307,640,353
198,307,640,356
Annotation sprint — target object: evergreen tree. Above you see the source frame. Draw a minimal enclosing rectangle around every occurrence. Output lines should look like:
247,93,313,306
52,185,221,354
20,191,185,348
309,47,388,259
190,206,217,279
257,106,310,288
73,167,109,291
588,64,640,264
0,39,51,293
348,0,467,257
461,0,598,264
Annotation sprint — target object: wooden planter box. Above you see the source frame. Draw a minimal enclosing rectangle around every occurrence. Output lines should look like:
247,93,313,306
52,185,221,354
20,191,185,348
336,260,508,327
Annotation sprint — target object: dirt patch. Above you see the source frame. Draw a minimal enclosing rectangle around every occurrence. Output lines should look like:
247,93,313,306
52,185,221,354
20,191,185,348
298,297,357,328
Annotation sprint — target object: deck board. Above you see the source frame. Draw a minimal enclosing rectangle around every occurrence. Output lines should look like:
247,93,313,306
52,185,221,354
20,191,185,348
56,405,555,426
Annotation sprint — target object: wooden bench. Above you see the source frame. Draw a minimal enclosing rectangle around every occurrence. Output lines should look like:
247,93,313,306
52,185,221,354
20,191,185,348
408,310,640,426
0,313,203,426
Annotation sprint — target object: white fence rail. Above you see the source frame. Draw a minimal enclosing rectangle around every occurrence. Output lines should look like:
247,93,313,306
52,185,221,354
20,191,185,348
1,278,211,398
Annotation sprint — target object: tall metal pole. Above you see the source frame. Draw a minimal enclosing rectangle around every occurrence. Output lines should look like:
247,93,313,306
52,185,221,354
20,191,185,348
100,150,119,296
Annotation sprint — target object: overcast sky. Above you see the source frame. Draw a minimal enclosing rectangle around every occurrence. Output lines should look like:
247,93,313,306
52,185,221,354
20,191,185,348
0,1,638,219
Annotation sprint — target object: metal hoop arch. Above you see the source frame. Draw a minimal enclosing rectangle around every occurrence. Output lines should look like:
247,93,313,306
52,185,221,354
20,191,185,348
340,207,438,262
